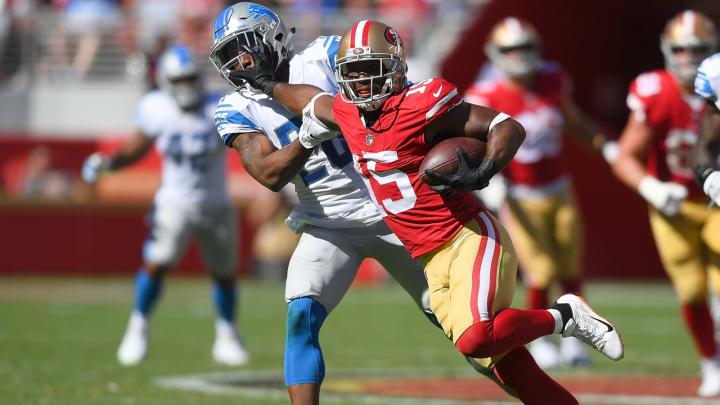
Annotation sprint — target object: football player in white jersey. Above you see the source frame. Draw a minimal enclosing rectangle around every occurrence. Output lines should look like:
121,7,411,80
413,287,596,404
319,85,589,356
694,53,720,207
81,45,248,367
209,3,515,404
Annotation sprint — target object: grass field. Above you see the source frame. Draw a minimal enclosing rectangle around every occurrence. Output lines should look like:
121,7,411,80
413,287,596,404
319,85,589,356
0,278,702,404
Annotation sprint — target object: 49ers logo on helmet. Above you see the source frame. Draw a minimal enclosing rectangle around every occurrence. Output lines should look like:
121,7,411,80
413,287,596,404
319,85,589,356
384,27,401,46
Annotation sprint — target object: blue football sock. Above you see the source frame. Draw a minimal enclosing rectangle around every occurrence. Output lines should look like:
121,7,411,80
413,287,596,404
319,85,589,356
133,268,163,315
285,297,327,386
212,281,237,323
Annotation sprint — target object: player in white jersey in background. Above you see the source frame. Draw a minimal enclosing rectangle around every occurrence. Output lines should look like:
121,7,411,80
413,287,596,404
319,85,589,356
209,3,515,404
82,45,248,367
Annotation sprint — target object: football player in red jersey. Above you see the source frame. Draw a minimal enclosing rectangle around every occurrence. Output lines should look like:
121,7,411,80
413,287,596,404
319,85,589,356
464,17,618,369
235,20,624,404
612,10,720,397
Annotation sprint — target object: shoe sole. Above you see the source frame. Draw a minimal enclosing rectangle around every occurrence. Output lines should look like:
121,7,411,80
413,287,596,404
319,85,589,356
557,294,624,361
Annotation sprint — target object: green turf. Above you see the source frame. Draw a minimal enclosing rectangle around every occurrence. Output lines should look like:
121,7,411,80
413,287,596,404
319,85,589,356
0,278,697,404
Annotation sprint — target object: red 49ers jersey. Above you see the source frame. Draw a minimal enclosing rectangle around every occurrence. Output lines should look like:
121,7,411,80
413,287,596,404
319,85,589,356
626,69,705,197
465,62,569,186
333,78,484,258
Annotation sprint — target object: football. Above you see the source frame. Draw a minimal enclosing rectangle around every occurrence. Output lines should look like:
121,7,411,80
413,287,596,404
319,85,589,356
419,137,487,185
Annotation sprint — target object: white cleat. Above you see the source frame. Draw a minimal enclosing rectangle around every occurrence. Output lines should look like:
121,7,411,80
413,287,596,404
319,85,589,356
529,335,563,369
699,357,720,397
212,319,250,366
560,336,592,366
117,312,149,366
554,294,624,361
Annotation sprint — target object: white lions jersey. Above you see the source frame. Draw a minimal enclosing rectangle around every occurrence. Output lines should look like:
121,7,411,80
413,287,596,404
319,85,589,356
695,53,720,109
215,35,381,233
137,90,229,207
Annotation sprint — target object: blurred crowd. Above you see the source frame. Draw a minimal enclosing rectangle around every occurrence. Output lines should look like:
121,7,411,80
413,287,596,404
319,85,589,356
0,0,485,87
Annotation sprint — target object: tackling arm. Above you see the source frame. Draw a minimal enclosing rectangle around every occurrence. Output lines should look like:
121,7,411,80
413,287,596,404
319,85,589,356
692,104,720,205
230,132,314,192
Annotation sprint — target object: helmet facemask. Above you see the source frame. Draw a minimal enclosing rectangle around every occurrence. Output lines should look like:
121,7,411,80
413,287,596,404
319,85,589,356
485,42,540,77
336,53,406,111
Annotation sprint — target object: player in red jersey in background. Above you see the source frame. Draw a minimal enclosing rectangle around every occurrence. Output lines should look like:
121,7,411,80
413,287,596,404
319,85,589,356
612,10,720,397
233,19,624,405
464,17,618,369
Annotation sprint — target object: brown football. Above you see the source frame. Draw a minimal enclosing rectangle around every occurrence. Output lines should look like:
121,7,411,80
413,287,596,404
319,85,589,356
419,137,487,185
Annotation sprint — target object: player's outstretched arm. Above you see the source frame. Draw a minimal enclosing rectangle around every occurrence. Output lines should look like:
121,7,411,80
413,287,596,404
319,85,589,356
230,131,314,192
562,93,618,163
81,131,153,183
227,47,338,130
423,102,525,193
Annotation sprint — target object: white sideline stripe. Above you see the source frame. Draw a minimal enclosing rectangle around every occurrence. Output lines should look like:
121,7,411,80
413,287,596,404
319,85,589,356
155,369,720,405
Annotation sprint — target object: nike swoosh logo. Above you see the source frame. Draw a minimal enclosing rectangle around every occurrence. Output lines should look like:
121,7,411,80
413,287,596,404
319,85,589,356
433,85,443,98
589,315,614,332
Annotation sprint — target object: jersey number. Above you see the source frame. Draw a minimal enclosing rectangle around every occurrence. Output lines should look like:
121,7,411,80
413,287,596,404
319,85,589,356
355,151,416,215
275,118,352,185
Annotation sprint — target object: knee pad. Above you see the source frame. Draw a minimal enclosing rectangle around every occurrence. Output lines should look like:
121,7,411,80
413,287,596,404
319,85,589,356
455,321,494,358
285,297,327,386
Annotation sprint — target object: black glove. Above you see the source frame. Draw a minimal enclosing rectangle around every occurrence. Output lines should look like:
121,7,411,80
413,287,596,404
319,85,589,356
424,148,498,197
227,45,278,96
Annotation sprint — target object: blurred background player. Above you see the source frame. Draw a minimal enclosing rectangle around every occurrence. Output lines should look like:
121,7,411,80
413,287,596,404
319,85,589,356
464,16,618,369
210,4,442,404
81,45,248,367
612,10,720,397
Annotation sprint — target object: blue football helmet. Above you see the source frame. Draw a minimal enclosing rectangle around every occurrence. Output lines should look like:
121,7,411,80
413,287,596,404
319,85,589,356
209,2,294,89
156,45,204,110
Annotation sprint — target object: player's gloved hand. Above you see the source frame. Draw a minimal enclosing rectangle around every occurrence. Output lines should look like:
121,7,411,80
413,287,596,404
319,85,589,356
695,164,720,206
473,175,507,213
638,176,688,216
601,140,619,164
227,45,278,96
82,152,111,184
298,92,339,149
424,148,498,197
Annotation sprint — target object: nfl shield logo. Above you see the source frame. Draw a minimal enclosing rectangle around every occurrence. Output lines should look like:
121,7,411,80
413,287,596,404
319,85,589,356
365,134,374,146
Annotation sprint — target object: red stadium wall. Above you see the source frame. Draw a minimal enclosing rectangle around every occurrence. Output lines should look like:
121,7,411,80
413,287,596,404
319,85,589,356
440,0,720,279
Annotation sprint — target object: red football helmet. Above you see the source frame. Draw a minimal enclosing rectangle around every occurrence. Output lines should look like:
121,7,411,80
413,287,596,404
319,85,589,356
661,10,717,85
334,20,408,111
485,17,541,77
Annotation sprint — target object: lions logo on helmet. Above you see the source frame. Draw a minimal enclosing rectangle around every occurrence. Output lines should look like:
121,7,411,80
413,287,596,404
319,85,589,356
156,45,204,111
209,2,294,89
485,17,541,77
334,20,408,111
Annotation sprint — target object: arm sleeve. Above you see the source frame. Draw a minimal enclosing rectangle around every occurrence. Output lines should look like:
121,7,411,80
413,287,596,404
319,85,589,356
289,35,341,95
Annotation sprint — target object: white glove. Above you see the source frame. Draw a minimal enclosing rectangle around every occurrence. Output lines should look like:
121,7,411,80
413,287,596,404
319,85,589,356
81,153,110,184
638,176,688,216
703,171,720,207
473,176,507,212
298,92,340,149
601,141,619,164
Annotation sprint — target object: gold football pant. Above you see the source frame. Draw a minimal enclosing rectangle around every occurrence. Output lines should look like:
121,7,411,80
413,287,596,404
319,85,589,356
504,186,582,290
649,199,720,304
421,210,518,367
